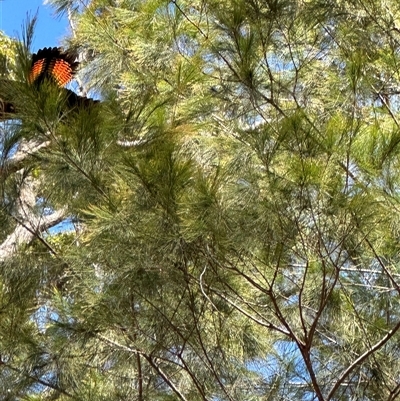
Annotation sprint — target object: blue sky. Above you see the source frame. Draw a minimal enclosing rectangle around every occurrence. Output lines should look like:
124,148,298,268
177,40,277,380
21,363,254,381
0,0,68,51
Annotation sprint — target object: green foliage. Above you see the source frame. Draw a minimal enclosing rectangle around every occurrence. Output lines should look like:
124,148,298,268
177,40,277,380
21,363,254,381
4,0,400,400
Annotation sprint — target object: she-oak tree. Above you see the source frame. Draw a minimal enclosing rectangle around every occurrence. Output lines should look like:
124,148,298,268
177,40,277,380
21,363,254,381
1,0,400,400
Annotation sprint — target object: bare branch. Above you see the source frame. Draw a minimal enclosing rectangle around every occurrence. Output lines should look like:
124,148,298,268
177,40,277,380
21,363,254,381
0,138,50,178
327,319,400,400
0,174,66,260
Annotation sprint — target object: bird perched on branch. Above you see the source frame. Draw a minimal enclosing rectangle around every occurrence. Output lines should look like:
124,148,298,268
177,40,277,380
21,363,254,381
0,47,98,119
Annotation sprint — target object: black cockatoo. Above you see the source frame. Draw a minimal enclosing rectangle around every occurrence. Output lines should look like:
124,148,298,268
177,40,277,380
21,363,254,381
0,47,97,119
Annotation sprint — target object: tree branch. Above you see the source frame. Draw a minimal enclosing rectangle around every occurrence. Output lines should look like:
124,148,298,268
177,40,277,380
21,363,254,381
0,173,66,260
327,319,400,400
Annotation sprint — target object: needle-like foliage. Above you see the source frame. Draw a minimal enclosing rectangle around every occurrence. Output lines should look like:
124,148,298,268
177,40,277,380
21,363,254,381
3,0,400,400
